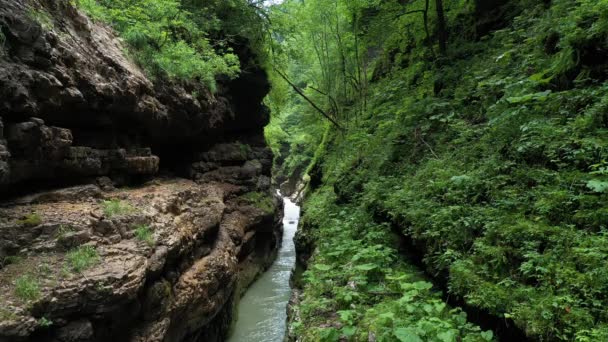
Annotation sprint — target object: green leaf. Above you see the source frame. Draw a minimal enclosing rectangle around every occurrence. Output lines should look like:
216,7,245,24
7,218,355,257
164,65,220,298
586,179,608,193
481,330,494,341
318,328,340,342
355,263,378,271
507,90,552,104
314,264,332,271
437,330,457,342
394,328,423,342
341,326,357,338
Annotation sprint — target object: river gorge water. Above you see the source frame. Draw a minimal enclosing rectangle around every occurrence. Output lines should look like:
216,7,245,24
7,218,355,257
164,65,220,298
228,197,300,342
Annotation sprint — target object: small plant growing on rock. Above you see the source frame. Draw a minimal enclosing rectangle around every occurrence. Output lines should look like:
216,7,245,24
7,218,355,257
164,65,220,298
102,199,134,218
240,192,274,215
14,275,41,301
38,317,52,328
17,213,42,227
66,245,99,273
26,7,54,30
238,142,252,158
56,224,74,239
0,308,17,321
1,255,22,268
134,224,155,246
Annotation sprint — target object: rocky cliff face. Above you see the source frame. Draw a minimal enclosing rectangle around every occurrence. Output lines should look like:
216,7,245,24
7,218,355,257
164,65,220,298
0,0,280,341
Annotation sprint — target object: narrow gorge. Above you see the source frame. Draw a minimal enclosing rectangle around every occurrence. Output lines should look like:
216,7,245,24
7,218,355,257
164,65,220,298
3,0,608,341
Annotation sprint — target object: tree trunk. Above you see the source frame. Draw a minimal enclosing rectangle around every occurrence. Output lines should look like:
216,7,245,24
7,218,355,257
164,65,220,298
435,0,448,55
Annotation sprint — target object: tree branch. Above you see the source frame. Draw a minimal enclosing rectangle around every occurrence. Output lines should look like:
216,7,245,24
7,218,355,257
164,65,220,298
273,67,344,130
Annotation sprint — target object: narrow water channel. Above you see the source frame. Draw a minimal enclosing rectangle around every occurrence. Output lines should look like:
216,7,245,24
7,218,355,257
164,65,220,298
228,196,300,342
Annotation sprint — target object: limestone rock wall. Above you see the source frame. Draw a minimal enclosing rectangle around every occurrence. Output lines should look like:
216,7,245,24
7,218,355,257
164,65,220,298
0,0,279,341
0,0,270,196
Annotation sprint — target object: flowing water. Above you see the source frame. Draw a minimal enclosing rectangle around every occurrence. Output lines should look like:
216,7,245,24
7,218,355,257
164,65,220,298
228,196,300,342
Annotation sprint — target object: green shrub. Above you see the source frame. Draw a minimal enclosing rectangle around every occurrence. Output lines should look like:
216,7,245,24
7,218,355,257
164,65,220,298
14,275,41,301
290,188,494,341
101,199,134,218
66,246,99,273
73,0,242,89
134,224,155,246
72,0,106,20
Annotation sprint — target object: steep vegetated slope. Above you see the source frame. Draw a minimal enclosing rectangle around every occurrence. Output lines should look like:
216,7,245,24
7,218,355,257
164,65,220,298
0,0,279,341
267,0,608,341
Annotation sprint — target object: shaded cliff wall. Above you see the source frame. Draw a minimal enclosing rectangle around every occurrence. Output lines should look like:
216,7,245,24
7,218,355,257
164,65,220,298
0,0,270,197
0,1,280,341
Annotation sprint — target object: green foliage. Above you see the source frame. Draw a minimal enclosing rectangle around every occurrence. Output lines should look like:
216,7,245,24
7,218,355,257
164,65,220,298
73,0,106,20
66,246,100,273
17,213,42,227
14,275,41,301
55,224,75,240
291,188,493,341
274,0,608,340
1,255,23,268
240,191,274,215
38,317,53,328
101,199,134,218
74,0,244,89
27,7,54,30
134,224,155,246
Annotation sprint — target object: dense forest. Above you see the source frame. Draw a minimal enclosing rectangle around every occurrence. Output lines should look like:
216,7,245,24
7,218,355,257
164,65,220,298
1,0,607,341
263,0,608,341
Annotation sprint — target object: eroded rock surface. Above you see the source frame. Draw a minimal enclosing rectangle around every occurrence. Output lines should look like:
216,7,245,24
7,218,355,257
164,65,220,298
0,180,281,342
0,0,270,196
0,0,279,341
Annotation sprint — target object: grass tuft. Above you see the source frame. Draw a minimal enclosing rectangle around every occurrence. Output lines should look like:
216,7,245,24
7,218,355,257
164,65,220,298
101,199,134,218
14,275,41,301
66,245,99,273
134,224,155,246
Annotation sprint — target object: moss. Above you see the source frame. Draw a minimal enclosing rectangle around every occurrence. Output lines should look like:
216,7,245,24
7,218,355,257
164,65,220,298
17,213,42,227
26,7,53,30
240,192,275,215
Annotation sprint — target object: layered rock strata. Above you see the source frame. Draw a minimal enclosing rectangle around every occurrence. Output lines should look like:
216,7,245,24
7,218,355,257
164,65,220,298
0,0,280,341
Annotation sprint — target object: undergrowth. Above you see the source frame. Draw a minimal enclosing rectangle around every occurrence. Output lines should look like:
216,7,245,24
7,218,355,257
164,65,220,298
272,0,608,340
292,188,494,341
72,0,256,90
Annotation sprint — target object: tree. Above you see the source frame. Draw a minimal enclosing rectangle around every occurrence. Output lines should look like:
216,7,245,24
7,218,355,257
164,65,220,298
434,0,447,55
